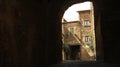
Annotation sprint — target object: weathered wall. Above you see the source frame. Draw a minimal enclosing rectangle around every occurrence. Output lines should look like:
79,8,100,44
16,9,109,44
101,0,120,63
62,22,81,44
0,0,58,67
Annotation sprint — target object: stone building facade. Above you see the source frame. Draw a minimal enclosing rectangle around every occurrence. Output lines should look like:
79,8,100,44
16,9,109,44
62,10,96,61
77,10,96,60
62,21,81,45
62,20,81,60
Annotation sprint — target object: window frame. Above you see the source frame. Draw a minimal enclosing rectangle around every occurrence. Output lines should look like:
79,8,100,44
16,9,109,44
85,36,90,42
84,20,91,26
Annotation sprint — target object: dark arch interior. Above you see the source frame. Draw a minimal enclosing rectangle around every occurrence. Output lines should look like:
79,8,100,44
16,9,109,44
0,0,120,67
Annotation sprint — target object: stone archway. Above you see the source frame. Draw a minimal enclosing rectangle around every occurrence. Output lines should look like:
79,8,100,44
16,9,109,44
58,0,103,61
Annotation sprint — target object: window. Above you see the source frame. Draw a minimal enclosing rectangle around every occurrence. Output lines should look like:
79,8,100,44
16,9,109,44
70,27,74,34
85,36,90,42
84,20,90,26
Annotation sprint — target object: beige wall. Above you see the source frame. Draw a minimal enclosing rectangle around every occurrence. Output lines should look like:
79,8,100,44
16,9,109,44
78,10,95,46
62,21,81,45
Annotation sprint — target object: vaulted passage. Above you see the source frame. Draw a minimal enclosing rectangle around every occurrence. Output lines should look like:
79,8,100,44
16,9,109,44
0,0,120,67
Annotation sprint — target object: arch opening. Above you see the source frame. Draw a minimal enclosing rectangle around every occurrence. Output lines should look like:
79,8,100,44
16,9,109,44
61,1,96,61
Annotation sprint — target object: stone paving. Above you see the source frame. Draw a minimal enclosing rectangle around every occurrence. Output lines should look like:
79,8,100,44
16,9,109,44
49,60,120,67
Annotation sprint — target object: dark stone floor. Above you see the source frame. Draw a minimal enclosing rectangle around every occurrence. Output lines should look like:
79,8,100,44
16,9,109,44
49,60,120,67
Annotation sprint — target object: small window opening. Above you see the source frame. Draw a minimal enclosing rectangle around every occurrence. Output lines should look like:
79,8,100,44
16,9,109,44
62,1,96,61
85,36,90,42
70,27,74,34
84,20,91,26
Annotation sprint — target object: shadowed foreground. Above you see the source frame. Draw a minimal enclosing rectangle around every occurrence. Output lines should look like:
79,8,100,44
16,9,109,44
49,60,120,67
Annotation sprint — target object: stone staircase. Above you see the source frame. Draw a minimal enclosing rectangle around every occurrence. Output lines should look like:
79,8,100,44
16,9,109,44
74,34,94,57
